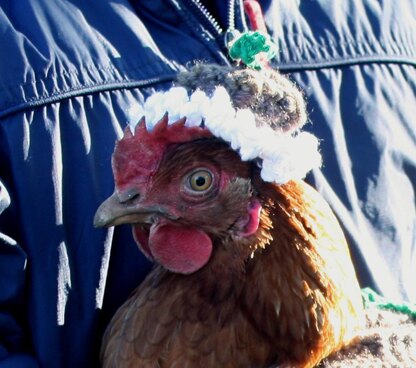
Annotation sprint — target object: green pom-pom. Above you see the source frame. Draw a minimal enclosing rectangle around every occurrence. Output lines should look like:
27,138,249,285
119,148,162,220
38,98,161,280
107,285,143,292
361,287,416,319
228,31,277,69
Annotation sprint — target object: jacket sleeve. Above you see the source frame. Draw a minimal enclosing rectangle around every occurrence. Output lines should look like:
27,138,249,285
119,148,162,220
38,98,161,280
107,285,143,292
0,179,38,367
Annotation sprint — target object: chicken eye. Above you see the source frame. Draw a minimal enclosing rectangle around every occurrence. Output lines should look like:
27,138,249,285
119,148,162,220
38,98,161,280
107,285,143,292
188,170,213,192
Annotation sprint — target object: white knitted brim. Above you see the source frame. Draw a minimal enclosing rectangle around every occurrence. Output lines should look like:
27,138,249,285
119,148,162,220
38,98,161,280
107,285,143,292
128,86,322,184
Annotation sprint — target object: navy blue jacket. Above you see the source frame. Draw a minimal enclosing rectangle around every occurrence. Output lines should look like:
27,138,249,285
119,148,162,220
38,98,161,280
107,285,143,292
0,0,415,366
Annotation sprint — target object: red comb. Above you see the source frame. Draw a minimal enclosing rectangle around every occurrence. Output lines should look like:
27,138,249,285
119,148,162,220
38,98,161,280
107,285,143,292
112,115,212,190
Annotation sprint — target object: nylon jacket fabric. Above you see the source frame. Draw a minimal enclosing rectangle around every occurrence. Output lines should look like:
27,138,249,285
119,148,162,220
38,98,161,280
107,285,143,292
0,0,415,367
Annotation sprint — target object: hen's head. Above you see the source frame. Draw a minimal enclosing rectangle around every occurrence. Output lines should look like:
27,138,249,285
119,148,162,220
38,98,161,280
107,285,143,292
94,64,320,275
94,116,262,274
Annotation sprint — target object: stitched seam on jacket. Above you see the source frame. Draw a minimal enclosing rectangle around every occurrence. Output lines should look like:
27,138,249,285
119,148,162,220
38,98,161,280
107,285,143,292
0,61,171,105
276,54,416,72
0,74,177,119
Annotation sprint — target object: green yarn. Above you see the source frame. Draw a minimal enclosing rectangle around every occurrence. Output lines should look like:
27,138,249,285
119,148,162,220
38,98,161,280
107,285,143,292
228,31,277,70
361,287,416,319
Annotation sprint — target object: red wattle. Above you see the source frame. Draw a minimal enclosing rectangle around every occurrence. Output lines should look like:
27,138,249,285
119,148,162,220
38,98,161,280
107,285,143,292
133,226,153,260
148,223,213,274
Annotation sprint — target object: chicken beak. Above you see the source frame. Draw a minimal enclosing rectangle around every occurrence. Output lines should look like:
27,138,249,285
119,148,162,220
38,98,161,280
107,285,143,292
93,191,171,228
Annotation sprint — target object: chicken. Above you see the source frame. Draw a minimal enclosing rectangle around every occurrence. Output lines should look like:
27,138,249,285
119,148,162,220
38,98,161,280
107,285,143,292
94,64,364,368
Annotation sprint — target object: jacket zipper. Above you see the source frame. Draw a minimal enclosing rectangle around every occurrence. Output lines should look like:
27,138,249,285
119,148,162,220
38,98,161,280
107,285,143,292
180,0,247,48
182,0,224,39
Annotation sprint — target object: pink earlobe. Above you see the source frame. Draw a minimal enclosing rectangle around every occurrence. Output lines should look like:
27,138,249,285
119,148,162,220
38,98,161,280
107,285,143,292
240,200,262,237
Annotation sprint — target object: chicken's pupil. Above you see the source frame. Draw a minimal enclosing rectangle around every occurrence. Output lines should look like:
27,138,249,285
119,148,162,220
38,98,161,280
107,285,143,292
195,177,206,187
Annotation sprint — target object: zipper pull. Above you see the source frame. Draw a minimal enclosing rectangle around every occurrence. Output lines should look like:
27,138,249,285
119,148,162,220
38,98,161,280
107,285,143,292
225,0,277,70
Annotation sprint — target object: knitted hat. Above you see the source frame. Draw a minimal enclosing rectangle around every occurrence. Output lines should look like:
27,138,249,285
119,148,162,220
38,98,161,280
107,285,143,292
126,63,321,184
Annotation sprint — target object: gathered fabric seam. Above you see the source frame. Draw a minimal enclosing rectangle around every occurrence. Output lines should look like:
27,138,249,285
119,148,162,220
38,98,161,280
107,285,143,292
0,73,177,119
